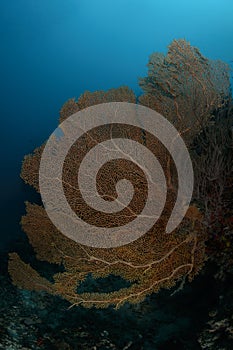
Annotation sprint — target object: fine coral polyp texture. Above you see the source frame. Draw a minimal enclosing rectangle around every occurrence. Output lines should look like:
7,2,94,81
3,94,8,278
9,39,231,309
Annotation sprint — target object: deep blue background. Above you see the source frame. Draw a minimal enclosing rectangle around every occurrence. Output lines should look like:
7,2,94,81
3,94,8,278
0,0,233,249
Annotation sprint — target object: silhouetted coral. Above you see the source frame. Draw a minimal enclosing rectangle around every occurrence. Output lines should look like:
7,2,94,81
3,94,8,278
192,102,233,229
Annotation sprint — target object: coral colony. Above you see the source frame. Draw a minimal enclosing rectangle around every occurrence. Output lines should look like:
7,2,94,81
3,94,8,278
9,39,232,310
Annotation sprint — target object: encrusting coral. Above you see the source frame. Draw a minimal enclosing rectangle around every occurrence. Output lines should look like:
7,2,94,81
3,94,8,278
8,40,231,309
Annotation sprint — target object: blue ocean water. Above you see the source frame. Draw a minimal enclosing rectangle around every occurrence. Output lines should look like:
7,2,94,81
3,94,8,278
0,2,233,349
0,1,232,248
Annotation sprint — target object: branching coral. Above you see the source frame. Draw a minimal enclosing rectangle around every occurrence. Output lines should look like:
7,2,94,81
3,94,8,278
59,86,136,124
139,39,230,144
192,102,233,228
9,46,214,309
9,201,206,309
191,102,233,269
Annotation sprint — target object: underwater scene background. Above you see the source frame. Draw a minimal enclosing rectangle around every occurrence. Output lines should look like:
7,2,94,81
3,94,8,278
1,1,233,349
